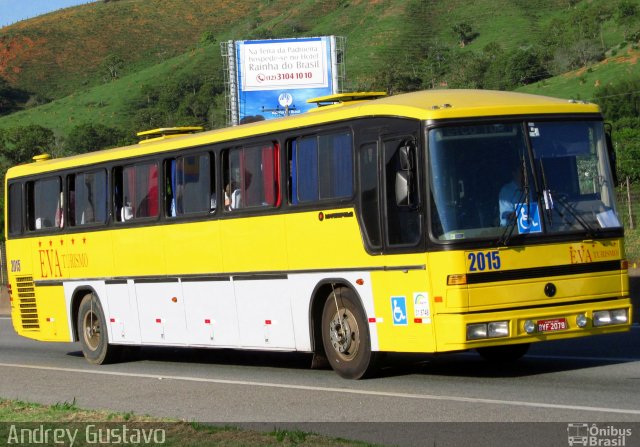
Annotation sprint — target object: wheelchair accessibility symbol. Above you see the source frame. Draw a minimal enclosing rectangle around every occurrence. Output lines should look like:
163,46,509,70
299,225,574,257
391,297,408,326
515,203,541,234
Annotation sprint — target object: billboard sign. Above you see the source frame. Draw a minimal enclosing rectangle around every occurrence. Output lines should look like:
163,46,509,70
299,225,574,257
230,36,339,123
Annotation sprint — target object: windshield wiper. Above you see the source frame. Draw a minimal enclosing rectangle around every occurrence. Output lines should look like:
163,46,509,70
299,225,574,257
538,158,554,226
553,194,597,237
538,158,595,237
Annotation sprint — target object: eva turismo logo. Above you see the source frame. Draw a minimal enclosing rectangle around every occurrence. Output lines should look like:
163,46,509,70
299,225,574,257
567,423,632,446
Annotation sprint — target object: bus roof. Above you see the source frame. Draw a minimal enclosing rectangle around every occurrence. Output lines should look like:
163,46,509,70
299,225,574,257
6,89,601,179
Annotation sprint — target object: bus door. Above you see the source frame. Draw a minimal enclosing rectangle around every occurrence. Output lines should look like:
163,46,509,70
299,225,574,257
361,132,436,353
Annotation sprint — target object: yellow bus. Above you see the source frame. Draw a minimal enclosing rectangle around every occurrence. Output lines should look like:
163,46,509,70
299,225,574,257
4,89,632,379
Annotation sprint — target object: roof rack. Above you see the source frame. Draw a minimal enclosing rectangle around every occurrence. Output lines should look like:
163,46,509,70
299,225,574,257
306,92,387,108
136,126,204,144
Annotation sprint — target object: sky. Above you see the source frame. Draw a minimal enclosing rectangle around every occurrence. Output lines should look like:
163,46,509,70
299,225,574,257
0,0,96,29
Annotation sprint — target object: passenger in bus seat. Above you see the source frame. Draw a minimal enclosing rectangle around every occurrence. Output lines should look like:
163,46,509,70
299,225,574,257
225,183,241,210
121,199,134,221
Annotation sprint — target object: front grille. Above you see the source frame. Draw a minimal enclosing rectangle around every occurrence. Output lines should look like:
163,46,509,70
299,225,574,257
15,276,39,329
466,260,621,285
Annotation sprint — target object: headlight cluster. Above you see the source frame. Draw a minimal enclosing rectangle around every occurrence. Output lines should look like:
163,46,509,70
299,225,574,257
466,321,509,340
593,309,628,327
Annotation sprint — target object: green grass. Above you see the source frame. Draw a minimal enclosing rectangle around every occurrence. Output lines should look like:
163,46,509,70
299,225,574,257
0,398,377,447
518,46,640,101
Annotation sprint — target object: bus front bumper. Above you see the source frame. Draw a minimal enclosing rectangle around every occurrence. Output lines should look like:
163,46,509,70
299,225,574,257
435,297,632,352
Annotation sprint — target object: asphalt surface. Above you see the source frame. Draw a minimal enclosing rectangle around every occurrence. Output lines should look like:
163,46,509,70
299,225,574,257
0,316,639,446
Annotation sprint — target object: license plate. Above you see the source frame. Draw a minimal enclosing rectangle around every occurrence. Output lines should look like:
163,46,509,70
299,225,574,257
537,318,568,332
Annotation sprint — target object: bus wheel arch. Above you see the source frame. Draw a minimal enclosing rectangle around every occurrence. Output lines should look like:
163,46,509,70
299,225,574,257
70,286,99,342
76,290,121,364
310,281,377,379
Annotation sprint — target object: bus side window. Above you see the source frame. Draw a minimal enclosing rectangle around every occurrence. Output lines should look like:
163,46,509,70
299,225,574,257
69,170,107,226
114,163,158,222
8,182,23,236
223,143,278,211
165,153,215,217
26,177,62,231
289,130,353,205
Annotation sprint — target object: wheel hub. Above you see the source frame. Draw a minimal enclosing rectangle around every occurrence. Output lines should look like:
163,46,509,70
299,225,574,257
330,313,352,354
83,311,101,351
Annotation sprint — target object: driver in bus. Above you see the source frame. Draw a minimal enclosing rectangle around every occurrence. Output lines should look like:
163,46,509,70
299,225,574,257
498,166,523,226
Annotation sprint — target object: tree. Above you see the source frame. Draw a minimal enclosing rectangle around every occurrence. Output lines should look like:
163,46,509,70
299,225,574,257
552,39,603,73
65,123,127,154
0,78,28,116
416,41,452,89
612,125,640,182
102,54,125,80
504,48,549,88
198,31,216,47
452,22,478,47
594,78,640,121
0,125,55,166
617,0,639,40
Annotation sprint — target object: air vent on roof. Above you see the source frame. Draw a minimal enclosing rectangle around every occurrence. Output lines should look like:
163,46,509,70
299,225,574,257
306,92,387,108
136,127,204,144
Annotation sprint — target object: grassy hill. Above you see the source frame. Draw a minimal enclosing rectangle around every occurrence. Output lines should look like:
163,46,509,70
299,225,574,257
0,0,410,101
518,46,640,100
0,0,639,139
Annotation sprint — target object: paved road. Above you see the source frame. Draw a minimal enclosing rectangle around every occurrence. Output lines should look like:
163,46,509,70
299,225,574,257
0,316,639,446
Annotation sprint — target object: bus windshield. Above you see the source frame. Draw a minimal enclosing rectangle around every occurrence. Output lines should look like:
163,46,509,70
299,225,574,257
428,120,621,243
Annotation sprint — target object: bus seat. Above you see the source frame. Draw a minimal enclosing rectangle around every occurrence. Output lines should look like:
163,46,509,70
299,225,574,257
231,189,241,209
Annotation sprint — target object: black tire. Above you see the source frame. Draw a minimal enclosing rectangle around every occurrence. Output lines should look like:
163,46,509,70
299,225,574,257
321,287,377,379
77,293,121,364
476,343,530,363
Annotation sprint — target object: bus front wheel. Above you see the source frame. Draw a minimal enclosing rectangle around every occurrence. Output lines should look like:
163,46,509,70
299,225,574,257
321,287,377,379
77,293,121,364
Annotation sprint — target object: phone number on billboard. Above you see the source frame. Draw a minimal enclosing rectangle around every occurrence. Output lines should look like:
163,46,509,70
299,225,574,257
256,72,315,83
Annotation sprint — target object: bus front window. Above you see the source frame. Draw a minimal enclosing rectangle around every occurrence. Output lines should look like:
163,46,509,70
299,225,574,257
529,121,621,234
429,123,531,241
428,120,621,242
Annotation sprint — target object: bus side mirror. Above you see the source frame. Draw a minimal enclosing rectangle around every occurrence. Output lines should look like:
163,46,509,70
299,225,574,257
399,144,413,170
395,142,416,206
604,123,619,187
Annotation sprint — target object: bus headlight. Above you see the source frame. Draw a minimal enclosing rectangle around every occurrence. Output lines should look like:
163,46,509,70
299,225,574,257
611,309,629,324
467,321,509,340
488,321,509,338
467,324,487,340
593,309,628,327
593,311,612,326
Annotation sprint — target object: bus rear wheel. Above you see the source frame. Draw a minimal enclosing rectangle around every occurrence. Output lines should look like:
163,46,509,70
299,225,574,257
321,287,377,379
77,293,121,364
476,343,530,363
